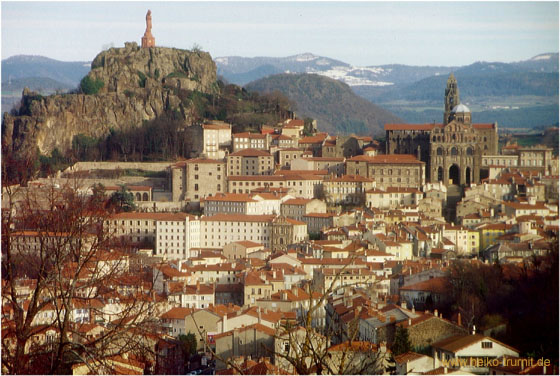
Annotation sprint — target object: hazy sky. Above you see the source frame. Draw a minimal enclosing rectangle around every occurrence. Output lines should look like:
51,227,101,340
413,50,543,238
2,1,559,66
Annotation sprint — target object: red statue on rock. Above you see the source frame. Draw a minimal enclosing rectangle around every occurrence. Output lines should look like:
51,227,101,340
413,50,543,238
141,10,155,48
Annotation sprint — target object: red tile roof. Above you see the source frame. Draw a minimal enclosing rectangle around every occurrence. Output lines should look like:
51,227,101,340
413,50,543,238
229,149,272,157
201,214,276,222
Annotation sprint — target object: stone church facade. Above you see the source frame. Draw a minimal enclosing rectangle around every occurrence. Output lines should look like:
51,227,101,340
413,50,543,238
385,74,498,186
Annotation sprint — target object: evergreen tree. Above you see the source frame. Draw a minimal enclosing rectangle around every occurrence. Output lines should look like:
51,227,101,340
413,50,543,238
109,185,136,212
392,326,412,356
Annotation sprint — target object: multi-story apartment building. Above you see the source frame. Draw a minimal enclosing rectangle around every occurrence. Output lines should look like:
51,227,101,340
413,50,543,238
228,174,323,198
106,212,200,260
365,187,423,209
346,154,426,189
278,148,312,168
199,214,307,249
281,198,327,221
227,149,275,176
171,158,227,202
291,157,345,176
232,132,270,152
202,122,232,159
322,175,375,205
502,144,555,175
203,192,293,216
271,134,297,149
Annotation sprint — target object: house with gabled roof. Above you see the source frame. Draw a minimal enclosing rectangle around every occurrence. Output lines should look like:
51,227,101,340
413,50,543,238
395,351,434,375
432,334,519,373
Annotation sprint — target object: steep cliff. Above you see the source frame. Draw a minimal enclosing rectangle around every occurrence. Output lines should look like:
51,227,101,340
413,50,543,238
2,42,217,159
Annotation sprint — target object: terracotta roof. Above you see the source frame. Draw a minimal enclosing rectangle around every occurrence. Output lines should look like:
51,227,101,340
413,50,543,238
233,132,267,139
400,277,450,294
282,198,312,205
327,174,375,183
161,307,193,320
472,123,496,129
229,149,272,157
201,214,276,222
109,212,192,221
284,119,304,127
394,351,428,364
205,193,256,203
203,123,231,130
214,323,276,340
432,334,519,354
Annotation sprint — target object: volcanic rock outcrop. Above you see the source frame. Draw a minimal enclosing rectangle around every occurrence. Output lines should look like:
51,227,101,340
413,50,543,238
2,42,217,159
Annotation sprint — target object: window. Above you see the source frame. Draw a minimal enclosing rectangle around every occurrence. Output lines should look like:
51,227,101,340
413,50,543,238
195,184,199,191
481,341,493,349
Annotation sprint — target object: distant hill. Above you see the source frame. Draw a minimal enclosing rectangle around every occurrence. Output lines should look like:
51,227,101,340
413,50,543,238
216,52,453,87
2,76,74,112
246,73,402,136
2,55,90,86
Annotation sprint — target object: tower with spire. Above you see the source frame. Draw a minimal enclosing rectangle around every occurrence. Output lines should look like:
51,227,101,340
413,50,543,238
443,73,459,125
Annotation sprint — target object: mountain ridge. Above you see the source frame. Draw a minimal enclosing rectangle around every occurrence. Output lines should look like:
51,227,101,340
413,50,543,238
246,73,402,137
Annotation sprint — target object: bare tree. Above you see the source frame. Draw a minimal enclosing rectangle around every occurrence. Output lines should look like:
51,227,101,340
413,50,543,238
1,181,166,374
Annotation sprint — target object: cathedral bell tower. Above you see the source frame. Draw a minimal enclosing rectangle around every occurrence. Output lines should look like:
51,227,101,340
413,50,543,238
444,73,460,125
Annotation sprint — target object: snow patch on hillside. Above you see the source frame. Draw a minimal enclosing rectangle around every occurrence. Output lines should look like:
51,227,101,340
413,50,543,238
310,65,394,86
292,53,318,62
532,54,552,61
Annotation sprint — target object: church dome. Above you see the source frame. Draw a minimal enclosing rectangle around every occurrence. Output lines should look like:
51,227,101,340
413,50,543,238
451,104,470,113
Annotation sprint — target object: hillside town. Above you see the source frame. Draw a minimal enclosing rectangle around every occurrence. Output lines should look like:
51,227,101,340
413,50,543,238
2,10,559,376
3,72,558,375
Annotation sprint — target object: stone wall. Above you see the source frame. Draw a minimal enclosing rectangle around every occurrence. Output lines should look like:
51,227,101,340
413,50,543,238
67,161,172,172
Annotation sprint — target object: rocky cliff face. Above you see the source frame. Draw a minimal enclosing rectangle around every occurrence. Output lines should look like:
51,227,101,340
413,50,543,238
2,42,216,159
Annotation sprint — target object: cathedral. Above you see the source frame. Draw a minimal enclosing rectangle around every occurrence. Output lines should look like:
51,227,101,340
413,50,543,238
385,74,498,186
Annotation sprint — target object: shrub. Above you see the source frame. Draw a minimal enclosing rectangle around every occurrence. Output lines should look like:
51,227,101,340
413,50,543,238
80,76,104,95
137,71,147,88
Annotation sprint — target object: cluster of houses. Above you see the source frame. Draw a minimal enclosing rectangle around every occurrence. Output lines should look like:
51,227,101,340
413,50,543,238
3,117,558,375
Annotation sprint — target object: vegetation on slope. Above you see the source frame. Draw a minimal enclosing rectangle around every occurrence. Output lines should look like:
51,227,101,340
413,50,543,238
245,73,402,137
2,81,293,185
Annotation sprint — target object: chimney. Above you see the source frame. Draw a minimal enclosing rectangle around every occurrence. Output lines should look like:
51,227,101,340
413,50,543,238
223,313,228,332
390,315,396,323
444,367,448,374
472,325,476,335
258,308,262,324
434,309,438,317
411,306,415,314
408,318,412,326
291,286,298,297
440,313,442,318
273,270,276,279
282,292,288,301
457,313,462,327
401,301,407,309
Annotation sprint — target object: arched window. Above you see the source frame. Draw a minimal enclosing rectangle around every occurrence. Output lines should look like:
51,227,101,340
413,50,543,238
467,147,474,156
437,147,443,156
135,193,141,201
452,134,456,141
433,136,437,142
143,193,149,201
451,147,458,156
